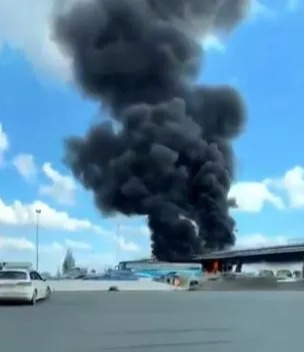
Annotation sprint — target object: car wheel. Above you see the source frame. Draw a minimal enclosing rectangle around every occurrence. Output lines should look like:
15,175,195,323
45,286,51,300
30,290,38,305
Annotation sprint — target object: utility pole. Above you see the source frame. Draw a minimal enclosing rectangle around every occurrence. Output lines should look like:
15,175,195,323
35,209,41,271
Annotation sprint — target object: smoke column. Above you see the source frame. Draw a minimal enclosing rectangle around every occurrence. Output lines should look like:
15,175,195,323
54,0,248,261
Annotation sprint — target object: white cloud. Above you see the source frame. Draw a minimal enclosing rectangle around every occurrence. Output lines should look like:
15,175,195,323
138,225,150,237
0,123,9,166
65,239,92,251
0,235,67,254
0,236,92,258
39,162,77,206
115,235,140,253
249,0,299,20
229,181,285,212
12,153,37,181
230,166,304,213
250,0,276,19
41,241,65,253
203,35,225,52
39,240,92,254
266,166,304,209
0,235,115,274
287,0,301,12
0,198,103,234
0,0,71,79
77,252,117,272
0,235,34,251
235,233,288,249
118,223,151,237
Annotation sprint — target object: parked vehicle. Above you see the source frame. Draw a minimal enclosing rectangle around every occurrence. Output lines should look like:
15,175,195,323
0,268,51,305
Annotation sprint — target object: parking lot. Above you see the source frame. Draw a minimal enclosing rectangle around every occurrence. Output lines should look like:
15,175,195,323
1,291,304,352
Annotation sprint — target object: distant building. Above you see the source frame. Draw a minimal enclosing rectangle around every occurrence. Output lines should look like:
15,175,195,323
117,259,202,278
63,267,88,279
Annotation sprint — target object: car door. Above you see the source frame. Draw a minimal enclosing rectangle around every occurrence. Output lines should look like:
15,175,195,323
29,271,39,297
30,271,45,299
35,272,47,299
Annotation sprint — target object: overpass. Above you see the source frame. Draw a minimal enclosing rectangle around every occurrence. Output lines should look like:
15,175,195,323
192,240,304,272
119,240,304,274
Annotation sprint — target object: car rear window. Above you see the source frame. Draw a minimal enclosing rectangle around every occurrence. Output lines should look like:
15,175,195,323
0,271,27,280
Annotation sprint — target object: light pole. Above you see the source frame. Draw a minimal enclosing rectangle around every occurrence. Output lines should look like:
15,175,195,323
35,209,41,271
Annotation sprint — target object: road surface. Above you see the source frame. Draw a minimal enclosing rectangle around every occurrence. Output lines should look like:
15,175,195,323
1,291,303,352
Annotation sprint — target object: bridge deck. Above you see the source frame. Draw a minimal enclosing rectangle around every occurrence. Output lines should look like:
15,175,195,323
196,243,304,260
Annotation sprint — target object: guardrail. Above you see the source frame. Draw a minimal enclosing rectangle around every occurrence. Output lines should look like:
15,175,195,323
48,279,179,292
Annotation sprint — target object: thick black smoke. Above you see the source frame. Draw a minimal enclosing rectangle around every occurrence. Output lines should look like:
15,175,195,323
54,0,248,261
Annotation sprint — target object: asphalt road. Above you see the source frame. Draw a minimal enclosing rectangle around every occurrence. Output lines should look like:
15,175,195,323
1,291,304,352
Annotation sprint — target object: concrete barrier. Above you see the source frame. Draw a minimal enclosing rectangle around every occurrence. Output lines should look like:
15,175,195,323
192,275,279,291
48,279,179,292
48,277,304,292
277,281,304,290
186,272,304,291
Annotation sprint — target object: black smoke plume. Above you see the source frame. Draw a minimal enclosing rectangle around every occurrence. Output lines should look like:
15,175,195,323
54,0,248,261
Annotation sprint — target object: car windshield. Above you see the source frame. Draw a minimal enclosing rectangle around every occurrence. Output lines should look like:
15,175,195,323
0,271,27,280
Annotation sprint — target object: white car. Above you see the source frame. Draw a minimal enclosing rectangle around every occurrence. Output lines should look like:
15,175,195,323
0,268,51,304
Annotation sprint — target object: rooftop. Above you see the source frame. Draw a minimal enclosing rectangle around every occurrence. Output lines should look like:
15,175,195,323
0,262,32,270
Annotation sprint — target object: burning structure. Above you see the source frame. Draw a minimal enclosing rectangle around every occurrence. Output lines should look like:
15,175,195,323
53,0,248,261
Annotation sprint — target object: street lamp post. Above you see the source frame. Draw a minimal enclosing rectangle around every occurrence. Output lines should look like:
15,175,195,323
35,209,41,271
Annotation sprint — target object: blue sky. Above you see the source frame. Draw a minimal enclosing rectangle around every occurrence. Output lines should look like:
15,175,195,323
0,0,303,273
